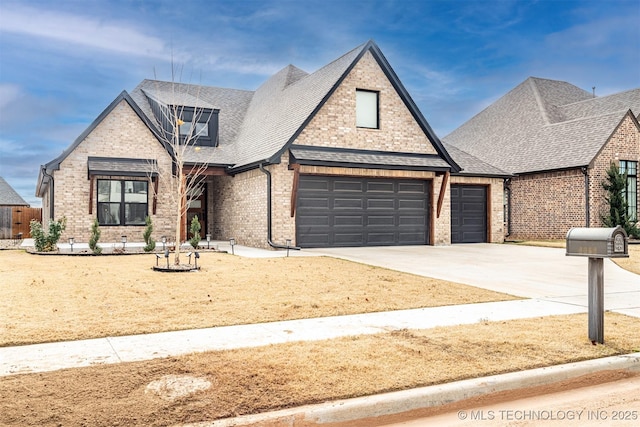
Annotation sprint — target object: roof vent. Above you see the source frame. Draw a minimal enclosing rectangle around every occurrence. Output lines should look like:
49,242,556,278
592,86,596,98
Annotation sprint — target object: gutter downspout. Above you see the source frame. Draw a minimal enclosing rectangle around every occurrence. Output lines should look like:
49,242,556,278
259,163,301,251
504,178,512,237
581,167,590,227
42,167,55,220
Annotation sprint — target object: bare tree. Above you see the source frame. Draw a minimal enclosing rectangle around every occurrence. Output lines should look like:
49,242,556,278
144,78,213,266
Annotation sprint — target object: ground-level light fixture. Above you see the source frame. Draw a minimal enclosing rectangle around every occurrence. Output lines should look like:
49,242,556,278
194,252,200,269
186,252,193,265
164,249,170,268
121,235,127,250
286,239,291,257
206,233,211,249
69,237,74,252
229,238,236,255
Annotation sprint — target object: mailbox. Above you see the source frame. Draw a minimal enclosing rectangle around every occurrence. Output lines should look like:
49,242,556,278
566,226,629,344
566,226,629,258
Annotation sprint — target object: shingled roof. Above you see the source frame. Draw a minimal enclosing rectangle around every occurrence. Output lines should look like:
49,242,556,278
443,77,640,174
130,80,254,166
0,177,28,206
442,143,511,177
127,40,459,173
38,40,460,198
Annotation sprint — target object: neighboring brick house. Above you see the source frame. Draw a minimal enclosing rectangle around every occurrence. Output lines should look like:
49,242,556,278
36,40,507,248
444,77,640,240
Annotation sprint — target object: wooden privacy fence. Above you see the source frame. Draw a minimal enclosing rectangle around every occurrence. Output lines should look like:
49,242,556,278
0,206,42,239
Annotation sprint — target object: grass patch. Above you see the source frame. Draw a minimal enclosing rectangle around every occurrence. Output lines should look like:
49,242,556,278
0,250,517,346
1,313,638,427
611,244,640,275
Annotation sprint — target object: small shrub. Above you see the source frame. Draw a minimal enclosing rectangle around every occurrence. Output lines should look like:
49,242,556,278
143,216,156,252
30,217,67,252
30,220,46,252
189,215,201,249
601,163,638,237
89,218,102,254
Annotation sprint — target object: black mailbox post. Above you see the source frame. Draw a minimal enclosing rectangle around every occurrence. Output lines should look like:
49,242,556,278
566,226,629,344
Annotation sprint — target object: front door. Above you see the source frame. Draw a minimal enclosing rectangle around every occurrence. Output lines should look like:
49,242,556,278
186,186,207,240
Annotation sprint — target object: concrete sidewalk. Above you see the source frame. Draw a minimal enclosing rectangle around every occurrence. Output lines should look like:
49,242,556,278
1,298,587,376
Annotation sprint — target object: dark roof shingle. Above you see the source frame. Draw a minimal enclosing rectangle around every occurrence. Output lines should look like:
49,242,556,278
443,77,640,174
290,145,451,171
0,177,28,206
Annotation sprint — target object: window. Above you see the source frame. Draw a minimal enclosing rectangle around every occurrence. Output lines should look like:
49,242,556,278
356,89,379,129
97,179,148,226
177,108,212,142
179,121,209,138
620,160,638,221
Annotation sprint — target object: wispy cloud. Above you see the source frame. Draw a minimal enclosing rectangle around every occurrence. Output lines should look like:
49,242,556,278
451,0,526,36
0,4,171,60
0,84,21,111
545,14,639,59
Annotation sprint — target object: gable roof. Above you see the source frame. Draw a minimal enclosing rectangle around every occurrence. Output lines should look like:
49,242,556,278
0,177,28,206
443,77,640,174
38,40,460,196
130,40,459,173
231,44,366,169
36,91,162,197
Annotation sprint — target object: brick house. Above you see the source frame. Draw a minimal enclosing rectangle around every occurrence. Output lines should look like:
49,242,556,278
444,77,640,239
36,41,507,248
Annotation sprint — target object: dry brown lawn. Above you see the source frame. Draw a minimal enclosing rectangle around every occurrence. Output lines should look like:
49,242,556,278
1,313,639,427
2,246,639,426
0,250,516,347
612,244,640,274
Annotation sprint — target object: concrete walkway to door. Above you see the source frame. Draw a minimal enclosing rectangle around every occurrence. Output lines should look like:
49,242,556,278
307,244,640,318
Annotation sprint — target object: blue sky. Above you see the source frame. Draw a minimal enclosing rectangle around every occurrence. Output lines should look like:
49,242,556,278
1,0,639,207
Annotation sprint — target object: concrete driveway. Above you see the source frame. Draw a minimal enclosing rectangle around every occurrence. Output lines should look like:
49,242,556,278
306,244,640,317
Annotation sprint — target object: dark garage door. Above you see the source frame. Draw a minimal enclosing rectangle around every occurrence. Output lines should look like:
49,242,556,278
296,176,430,248
451,185,487,243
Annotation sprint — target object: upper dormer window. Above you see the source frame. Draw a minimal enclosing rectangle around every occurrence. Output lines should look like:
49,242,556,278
356,89,379,129
175,107,219,147
179,121,209,138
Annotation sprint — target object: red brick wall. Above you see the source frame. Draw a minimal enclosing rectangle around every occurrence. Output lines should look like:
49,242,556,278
509,169,585,240
589,114,640,228
508,113,640,240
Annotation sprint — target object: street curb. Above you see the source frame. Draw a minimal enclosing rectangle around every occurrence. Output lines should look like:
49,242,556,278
180,352,640,427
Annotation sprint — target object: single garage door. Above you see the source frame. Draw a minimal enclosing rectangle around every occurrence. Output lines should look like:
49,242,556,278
451,185,487,243
296,176,430,248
